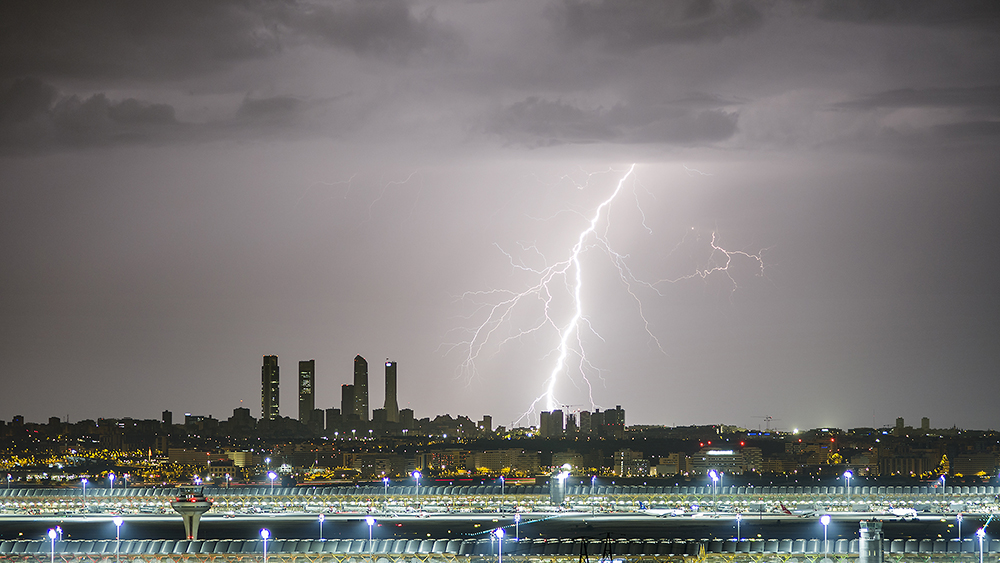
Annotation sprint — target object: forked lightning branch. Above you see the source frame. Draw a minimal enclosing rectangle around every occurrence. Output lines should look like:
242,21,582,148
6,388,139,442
447,164,765,425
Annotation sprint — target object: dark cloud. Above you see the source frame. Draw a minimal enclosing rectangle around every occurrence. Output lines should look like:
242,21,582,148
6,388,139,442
547,0,763,51
0,1,284,82
0,0,458,83
933,120,1000,139
487,97,738,146
293,1,461,61
834,85,1000,110
236,96,303,121
814,0,1000,28
0,79,326,152
0,77,182,152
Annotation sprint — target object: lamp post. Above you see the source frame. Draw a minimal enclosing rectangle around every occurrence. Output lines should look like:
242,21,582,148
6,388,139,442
226,474,231,489
412,471,421,508
820,514,831,556
260,529,269,563
957,513,963,541
365,516,375,563
494,528,504,563
500,475,505,496
736,513,741,542
383,477,389,508
56,527,62,541
113,516,123,563
843,470,852,503
109,472,115,490
976,528,985,563
48,528,56,563
82,478,88,511
709,470,719,512
318,514,325,540
6,474,10,488
514,513,520,541
268,472,277,495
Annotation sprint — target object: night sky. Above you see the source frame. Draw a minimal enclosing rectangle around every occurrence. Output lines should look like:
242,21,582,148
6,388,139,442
2,1,999,431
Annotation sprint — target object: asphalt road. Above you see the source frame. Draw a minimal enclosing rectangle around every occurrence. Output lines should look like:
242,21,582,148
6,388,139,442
0,512,985,543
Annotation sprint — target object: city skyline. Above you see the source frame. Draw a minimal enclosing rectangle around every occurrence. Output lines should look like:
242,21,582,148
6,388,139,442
1,2,999,429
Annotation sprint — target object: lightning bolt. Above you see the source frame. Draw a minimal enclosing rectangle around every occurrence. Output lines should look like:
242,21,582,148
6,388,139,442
446,163,765,426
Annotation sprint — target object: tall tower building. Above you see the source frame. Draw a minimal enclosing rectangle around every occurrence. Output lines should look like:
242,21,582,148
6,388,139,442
384,359,398,423
354,355,369,421
341,384,355,420
298,360,315,425
261,355,279,420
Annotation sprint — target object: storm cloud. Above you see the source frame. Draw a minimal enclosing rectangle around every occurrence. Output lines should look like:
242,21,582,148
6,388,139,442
2,1,1000,430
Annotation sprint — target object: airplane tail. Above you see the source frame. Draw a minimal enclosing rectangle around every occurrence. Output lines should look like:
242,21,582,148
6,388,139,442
780,502,792,515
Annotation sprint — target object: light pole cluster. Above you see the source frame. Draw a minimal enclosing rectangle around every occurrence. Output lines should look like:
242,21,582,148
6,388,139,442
260,529,270,563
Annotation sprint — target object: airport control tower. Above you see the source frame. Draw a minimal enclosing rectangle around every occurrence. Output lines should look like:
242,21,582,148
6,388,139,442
859,520,884,563
170,487,213,540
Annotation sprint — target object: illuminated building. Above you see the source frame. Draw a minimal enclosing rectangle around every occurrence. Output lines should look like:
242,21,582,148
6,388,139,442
298,360,315,425
354,355,369,421
384,360,398,423
261,355,279,420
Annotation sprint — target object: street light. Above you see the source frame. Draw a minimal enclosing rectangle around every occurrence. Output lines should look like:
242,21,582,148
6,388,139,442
843,470,852,502
260,529,270,563
494,528,505,563
318,514,325,540
514,513,520,541
412,470,421,507
268,471,277,495
48,528,56,563
957,513,963,541
709,470,719,511
113,516,123,563
591,475,596,494
109,472,115,490
226,474,231,489
81,478,88,511
56,526,62,541
976,527,986,563
820,514,831,556
365,516,375,562
736,513,741,542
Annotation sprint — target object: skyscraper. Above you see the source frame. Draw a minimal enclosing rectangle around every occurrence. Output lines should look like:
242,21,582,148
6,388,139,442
354,355,369,421
298,360,315,425
341,384,355,421
384,359,398,423
261,355,279,420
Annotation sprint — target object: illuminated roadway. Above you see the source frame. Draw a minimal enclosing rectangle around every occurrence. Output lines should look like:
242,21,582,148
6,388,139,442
0,512,985,543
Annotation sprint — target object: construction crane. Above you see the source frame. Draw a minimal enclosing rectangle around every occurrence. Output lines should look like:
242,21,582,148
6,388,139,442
753,416,781,432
